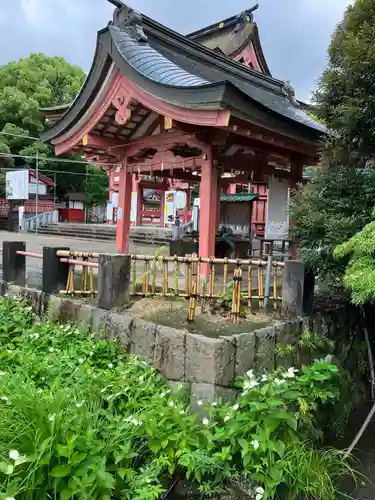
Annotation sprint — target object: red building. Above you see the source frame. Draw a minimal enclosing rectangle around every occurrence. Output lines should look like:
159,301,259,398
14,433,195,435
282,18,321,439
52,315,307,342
41,3,324,277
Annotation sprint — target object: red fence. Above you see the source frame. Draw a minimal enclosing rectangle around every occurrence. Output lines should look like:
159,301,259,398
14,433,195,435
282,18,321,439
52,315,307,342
0,199,55,217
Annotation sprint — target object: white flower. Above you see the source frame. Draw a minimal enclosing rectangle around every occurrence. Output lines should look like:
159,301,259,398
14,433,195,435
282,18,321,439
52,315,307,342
256,495,263,500
76,402,84,408
49,347,54,353
1,396,9,402
251,439,260,450
212,402,217,407
224,415,231,422
261,374,268,382
78,358,84,364
232,404,239,411
255,486,265,495
197,400,203,406
9,449,27,466
168,401,175,407
202,418,209,426
108,363,113,369
246,369,255,378
9,450,20,461
274,378,286,386
5,497,16,500
243,379,259,390
160,392,166,398
48,414,56,423
89,351,94,357
283,367,299,379
179,410,185,415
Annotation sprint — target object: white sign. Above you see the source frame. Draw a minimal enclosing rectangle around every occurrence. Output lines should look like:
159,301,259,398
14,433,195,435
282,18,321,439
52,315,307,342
112,192,119,208
265,178,289,240
130,192,137,223
106,201,113,221
6,170,29,200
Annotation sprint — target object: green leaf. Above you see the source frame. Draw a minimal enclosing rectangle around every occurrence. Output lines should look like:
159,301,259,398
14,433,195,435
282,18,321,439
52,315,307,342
56,445,70,458
51,464,72,478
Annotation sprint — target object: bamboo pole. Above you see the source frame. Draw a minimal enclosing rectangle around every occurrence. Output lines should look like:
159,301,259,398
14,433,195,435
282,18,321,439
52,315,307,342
248,264,252,316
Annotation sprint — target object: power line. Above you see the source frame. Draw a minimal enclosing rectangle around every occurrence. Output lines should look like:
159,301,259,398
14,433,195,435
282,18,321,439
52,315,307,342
0,131,41,141
0,152,121,168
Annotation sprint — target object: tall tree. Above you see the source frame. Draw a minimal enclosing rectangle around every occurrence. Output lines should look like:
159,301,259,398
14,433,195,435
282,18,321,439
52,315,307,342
0,53,88,197
290,0,375,288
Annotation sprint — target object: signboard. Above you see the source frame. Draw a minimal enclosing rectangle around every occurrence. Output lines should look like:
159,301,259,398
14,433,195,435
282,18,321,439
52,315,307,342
130,192,137,223
106,201,113,222
164,191,176,225
265,178,289,240
6,170,29,200
112,192,119,208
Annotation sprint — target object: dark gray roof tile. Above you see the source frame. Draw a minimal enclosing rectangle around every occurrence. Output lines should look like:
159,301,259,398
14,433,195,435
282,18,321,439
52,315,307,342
109,24,209,87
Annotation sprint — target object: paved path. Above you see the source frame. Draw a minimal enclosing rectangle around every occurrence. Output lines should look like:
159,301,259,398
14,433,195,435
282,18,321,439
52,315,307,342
0,231,167,289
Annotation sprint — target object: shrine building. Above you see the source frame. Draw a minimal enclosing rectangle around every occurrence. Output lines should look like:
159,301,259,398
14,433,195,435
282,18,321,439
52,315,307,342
41,1,325,277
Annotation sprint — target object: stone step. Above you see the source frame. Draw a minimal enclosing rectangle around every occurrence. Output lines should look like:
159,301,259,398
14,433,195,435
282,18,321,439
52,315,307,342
36,227,172,246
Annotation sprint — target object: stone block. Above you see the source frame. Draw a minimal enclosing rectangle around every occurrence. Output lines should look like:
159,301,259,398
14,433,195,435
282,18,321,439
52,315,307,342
255,326,276,372
59,299,81,323
154,325,186,380
185,334,235,386
91,308,109,337
106,312,134,351
48,295,63,320
275,321,298,368
167,380,190,395
77,304,95,329
21,288,44,316
130,319,156,361
8,285,22,298
190,382,237,413
233,331,255,379
0,280,8,296
98,254,131,310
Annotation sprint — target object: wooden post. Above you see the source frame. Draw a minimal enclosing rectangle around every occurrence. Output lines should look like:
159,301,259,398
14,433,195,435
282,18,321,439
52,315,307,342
116,161,132,254
42,247,70,294
199,149,218,280
3,241,26,286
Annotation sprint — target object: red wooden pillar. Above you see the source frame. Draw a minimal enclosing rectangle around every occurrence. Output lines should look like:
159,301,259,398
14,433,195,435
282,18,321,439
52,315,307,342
199,150,218,279
184,185,191,224
160,190,165,226
216,176,222,230
133,176,142,226
228,183,236,194
116,161,132,254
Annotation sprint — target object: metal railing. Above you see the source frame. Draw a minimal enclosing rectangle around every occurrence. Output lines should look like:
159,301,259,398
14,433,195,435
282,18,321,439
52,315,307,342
22,210,58,233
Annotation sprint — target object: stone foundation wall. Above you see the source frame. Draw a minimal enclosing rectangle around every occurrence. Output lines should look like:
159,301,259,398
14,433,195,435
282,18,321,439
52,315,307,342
1,283,363,406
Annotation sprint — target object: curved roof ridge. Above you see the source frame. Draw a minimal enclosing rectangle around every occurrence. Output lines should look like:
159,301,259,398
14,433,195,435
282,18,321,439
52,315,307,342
109,23,210,87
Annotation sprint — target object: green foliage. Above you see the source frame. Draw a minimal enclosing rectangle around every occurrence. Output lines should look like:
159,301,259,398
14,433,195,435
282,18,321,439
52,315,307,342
334,208,375,304
315,0,375,157
0,53,106,200
291,0,375,289
0,297,357,499
290,165,375,288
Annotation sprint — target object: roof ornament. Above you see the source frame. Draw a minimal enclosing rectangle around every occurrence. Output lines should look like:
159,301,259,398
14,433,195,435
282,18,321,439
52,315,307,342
234,3,259,33
282,81,300,108
107,0,148,42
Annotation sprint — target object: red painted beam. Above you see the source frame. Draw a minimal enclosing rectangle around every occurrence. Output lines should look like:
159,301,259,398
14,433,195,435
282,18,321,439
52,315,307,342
82,134,125,150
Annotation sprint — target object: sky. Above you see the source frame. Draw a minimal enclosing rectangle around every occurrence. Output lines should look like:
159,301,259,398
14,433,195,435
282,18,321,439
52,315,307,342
2,0,351,102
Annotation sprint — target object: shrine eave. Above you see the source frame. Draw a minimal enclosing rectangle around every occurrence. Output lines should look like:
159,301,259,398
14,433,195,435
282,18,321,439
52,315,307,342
40,3,326,147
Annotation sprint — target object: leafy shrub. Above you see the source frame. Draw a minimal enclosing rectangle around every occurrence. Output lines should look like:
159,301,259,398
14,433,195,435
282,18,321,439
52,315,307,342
0,297,357,499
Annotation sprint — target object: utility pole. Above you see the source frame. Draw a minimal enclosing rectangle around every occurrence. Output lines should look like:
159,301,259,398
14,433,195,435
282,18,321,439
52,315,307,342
36,151,39,235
